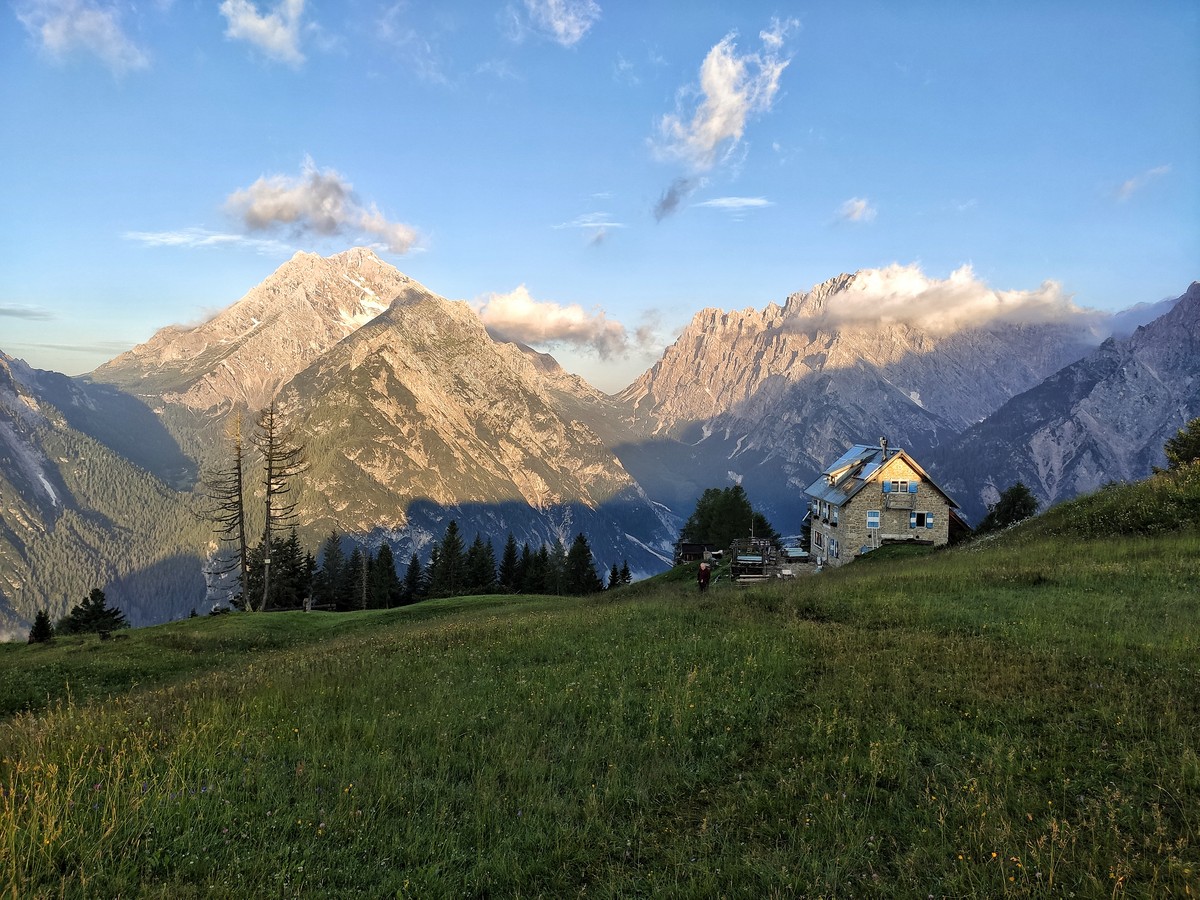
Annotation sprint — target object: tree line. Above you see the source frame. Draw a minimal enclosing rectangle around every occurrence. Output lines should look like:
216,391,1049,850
195,399,632,611
232,520,632,612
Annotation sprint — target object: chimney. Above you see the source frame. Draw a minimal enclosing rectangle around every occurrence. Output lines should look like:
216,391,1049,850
880,436,888,458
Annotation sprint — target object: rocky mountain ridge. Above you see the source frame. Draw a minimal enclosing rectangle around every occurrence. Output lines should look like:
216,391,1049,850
93,248,415,415
1,249,1195,632
614,270,1103,532
931,281,1200,522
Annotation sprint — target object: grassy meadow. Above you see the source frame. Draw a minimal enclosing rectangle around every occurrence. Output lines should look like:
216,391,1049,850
2,473,1198,897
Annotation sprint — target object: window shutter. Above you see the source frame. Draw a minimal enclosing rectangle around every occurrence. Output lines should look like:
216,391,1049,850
909,482,918,493
882,481,892,493
909,511,917,529
926,513,935,530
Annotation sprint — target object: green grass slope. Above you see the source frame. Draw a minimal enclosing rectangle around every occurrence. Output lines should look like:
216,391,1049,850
2,470,1198,897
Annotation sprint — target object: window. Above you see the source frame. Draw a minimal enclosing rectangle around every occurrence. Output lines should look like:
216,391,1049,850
814,531,824,549
910,512,935,529
866,510,880,529
831,507,839,526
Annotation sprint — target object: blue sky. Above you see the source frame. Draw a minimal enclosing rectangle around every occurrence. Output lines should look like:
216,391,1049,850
2,0,1197,392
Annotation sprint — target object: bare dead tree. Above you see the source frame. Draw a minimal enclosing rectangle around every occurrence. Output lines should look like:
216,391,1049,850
199,410,250,606
252,400,308,612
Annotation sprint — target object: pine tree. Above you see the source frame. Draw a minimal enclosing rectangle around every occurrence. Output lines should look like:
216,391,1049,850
275,527,309,609
975,482,1039,534
498,532,520,592
565,533,603,595
347,546,368,610
402,552,424,605
465,534,497,594
1164,417,1200,470
371,543,401,608
680,485,780,549
525,546,550,595
607,562,621,590
547,537,567,595
56,588,129,635
312,531,346,610
516,542,534,593
619,560,632,586
28,609,53,643
428,521,466,597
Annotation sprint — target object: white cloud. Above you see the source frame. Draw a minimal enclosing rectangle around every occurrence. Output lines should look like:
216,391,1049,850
124,227,292,255
219,0,306,65
224,158,421,254
522,0,600,47
377,4,449,84
695,196,773,210
1117,164,1170,201
654,21,795,172
838,197,876,223
554,212,626,245
16,0,149,73
475,286,639,358
788,263,1101,336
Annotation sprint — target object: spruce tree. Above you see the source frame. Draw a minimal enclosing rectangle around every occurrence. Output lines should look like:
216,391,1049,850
56,588,129,635
607,562,621,590
312,532,346,610
465,534,497,594
498,532,520,592
402,552,424,605
565,533,603,595
347,546,368,610
371,543,401,608
516,543,534,593
619,560,632,586
428,521,466,597
526,546,550,594
547,537,567,595
28,609,54,644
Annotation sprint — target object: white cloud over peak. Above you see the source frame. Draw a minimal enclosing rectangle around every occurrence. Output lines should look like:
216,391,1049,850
789,263,1100,336
838,197,876,223
476,286,640,358
17,0,149,73
1116,164,1170,201
219,0,306,65
654,21,795,173
225,158,420,254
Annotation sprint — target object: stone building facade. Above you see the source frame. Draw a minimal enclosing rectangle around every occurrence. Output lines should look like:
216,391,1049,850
804,442,958,568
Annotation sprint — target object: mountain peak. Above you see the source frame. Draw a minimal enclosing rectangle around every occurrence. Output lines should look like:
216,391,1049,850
91,249,422,412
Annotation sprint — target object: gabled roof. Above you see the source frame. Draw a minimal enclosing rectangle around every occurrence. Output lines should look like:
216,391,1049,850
803,444,958,508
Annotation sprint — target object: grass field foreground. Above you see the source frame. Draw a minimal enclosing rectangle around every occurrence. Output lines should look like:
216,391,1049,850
2,473,1198,897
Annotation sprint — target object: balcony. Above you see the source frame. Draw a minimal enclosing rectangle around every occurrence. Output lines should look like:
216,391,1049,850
884,492,915,510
